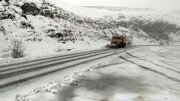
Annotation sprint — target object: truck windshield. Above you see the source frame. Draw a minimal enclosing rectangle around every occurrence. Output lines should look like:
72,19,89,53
112,37,122,40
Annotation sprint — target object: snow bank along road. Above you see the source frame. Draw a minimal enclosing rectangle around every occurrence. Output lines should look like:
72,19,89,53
0,47,133,88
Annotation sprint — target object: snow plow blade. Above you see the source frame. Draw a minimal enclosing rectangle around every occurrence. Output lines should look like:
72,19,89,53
106,44,118,48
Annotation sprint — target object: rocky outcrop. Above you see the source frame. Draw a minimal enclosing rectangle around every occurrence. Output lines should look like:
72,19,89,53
21,2,40,15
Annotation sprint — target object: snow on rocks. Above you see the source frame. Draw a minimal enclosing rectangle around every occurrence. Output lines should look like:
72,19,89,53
1,0,180,65
0,1,109,64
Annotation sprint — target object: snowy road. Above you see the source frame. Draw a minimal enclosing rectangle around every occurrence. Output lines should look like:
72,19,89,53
0,47,132,88
121,53,180,83
1,46,180,101
57,46,180,101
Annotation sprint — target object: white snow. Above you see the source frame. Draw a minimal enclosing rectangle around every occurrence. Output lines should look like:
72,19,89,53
1,0,180,65
0,0,180,100
45,0,119,18
8,46,180,101
0,48,124,101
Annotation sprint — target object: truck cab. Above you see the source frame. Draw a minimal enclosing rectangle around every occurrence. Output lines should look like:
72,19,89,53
110,36,126,48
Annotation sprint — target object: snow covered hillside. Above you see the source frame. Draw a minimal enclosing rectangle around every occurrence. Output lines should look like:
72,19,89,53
83,6,154,12
171,10,180,16
0,0,180,61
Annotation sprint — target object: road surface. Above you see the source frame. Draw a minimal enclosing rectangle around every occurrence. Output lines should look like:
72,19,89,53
0,47,133,88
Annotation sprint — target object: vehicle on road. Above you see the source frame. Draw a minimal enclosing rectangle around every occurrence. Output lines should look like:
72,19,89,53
107,35,127,48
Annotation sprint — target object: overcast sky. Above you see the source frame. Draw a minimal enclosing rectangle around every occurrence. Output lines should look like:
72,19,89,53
57,0,180,11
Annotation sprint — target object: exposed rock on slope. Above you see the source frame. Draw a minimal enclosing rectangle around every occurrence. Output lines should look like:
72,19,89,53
0,0,180,60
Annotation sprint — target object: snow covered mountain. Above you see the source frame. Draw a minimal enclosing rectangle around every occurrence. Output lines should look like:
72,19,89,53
172,10,180,16
0,0,180,61
83,6,154,12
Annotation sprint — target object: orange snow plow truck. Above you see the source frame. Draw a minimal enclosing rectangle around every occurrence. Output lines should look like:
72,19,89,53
107,35,127,48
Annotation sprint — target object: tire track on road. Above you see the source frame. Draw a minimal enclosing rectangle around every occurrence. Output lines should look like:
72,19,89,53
0,49,114,79
0,48,130,88
126,52,180,74
0,48,110,72
120,56,180,83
